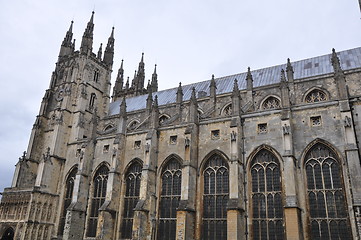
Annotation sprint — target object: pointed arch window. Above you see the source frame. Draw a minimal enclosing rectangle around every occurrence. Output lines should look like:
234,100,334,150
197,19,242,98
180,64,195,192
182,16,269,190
305,143,352,240
305,89,327,103
121,162,142,239
157,158,182,240
262,96,281,110
202,154,229,240
86,165,109,237
58,167,77,236
250,149,285,240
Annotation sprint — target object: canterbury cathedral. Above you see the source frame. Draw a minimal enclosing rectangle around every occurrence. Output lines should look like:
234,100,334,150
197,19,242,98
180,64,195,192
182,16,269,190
2,11,361,240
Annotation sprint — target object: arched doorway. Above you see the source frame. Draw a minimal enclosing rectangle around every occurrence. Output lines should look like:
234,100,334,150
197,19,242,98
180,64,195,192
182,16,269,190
1,228,14,240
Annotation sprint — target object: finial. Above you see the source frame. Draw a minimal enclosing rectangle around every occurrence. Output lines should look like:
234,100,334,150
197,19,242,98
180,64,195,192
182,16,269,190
232,78,239,93
90,11,95,23
97,43,103,59
154,95,159,108
69,20,74,32
331,48,342,73
154,64,157,74
191,87,197,101
141,52,144,62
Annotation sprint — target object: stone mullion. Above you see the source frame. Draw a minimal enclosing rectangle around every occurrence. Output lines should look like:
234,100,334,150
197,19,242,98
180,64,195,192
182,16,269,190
281,116,302,240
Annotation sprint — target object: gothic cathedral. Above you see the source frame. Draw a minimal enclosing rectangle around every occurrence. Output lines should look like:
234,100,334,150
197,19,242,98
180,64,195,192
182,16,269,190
1,11,361,240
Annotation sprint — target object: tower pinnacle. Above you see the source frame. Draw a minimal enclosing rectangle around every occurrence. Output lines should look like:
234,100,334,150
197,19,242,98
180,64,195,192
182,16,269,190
80,11,95,54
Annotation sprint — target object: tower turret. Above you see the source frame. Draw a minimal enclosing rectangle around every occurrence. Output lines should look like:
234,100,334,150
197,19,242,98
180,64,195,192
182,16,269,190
136,53,145,91
80,11,94,54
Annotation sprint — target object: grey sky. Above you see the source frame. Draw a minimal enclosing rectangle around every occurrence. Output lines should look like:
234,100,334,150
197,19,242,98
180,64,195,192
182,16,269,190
0,0,360,193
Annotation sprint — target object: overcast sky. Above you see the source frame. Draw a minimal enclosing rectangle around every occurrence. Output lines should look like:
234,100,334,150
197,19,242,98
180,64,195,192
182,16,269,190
0,0,360,193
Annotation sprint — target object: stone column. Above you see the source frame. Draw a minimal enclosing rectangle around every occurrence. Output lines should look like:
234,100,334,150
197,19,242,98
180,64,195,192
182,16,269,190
176,124,198,240
281,115,302,240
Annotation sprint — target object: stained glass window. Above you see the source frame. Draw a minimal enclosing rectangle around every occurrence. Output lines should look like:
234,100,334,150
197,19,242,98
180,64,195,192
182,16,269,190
305,143,352,240
157,159,182,240
87,165,109,237
58,167,77,235
251,149,284,240
121,162,142,239
202,154,229,240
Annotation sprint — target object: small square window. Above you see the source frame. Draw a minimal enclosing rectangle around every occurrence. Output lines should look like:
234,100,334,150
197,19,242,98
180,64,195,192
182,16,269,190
310,116,321,126
134,140,141,149
211,130,220,140
170,135,177,145
103,145,109,153
258,123,267,134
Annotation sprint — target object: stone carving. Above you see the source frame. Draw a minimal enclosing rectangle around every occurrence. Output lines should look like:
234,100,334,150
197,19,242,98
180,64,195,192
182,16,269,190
344,115,352,128
77,113,85,128
231,131,237,142
19,151,26,162
283,124,290,135
145,143,150,153
185,137,190,147
43,147,51,163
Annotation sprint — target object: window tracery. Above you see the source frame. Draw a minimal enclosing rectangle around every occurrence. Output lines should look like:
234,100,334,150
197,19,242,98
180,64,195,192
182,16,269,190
223,104,232,116
202,154,229,240
157,159,182,240
87,165,109,237
305,89,327,103
58,167,77,235
262,97,281,110
250,149,284,240
121,162,142,239
305,143,352,240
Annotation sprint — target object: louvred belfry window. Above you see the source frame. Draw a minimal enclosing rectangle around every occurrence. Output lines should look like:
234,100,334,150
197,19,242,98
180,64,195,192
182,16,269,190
305,143,352,240
251,149,285,240
202,154,229,240
58,167,77,235
157,159,182,240
121,162,142,239
87,165,109,237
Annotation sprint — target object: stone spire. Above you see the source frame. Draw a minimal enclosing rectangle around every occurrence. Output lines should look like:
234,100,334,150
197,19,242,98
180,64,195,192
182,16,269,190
331,48,348,100
232,79,240,97
210,74,217,99
119,96,127,118
177,82,183,103
280,69,290,108
189,87,198,124
59,21,74,57
125,77,130,90
103,27,115,67
151,64,158,92
97,43,102,60
146,88,153,111
232,79,240,116
136,53,145,90
246,67,253,91
331,48,343,74
286,58,294,82
80,11,95,54
112,60,124,100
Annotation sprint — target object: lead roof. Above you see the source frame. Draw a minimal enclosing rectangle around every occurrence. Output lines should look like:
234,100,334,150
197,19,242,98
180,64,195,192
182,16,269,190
109,47,361,115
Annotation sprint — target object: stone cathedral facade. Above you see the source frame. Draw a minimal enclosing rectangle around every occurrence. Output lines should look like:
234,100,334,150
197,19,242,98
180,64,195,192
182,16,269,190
2,12,361,240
